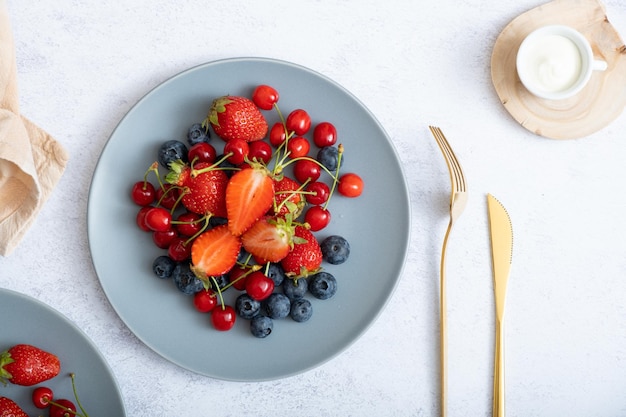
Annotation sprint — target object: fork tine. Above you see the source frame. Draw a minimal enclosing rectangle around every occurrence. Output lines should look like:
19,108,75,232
429,126,466,193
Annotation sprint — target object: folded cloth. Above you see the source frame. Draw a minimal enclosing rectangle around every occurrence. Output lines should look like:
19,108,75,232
0,0,68,255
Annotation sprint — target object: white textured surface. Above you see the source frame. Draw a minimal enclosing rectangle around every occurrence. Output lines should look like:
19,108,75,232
3,1,626,416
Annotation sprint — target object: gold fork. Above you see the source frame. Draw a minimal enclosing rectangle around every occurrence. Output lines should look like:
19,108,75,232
429,126,468,417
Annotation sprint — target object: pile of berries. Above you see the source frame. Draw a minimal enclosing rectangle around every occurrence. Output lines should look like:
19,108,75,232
130,84,362,337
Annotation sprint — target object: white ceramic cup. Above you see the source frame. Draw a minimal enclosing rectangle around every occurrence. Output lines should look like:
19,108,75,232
516,25,607,100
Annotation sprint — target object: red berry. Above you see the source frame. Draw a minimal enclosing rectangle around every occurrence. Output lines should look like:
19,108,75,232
131,181,156,206
156,184,180,210
168,237,191,261
228,266,250,291
224,138,250,165
313,122,337,147
211,305,237,331
305,205,331,231
305,181,330,205
248,140,273,164
285,109,311,135
193,290,218,313
49,399,76,417
287,136,310,159
338,173,364,197
269,122,287,147
245,271,275,301
136,206,152,232
252,85,279,110
293,159,321,183
144,207,172,232
188,142,217,164
32,386,53,409
175,212,203,237
152,229,178,249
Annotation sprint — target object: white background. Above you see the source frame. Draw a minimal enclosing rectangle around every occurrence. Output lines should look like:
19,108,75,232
3,1,626,416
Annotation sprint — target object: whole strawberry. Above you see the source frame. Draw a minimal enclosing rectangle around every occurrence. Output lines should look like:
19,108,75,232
204,95,268,142
0,344,60,386
166,160,228,217
0,397,28,417
281,225,323,278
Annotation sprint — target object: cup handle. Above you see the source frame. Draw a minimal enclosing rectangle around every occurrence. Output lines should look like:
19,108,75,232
593,59,608,71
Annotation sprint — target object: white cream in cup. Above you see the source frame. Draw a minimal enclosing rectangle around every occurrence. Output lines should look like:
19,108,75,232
516,25,607,100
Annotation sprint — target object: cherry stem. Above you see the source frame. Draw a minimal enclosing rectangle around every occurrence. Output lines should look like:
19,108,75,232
183,214,212,246
70,373,89,417
191,152,236,177
323,143,344,210
210,276,226,310
273,178,311,214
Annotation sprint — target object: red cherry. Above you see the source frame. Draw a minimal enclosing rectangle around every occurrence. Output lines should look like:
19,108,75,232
211,305,237,331
153,229,178,249
224,138,250,165
285,109,311,135
228,266,250,291
248,140,273,164
269,122,287,147
131,181,156,206
305,205,331,231
49,399,76,417
293,159,321,183
32,386,54,409
156,184,180,210
287,136,310,159
252,84,279,110
313,121,337,147
175,212,203,237
136,206,152,232
193,290,218,313
338,173,364,197
168,237,191,261
145,207,172,232
245,271,275,301
305,181,330,205
188,142,217,164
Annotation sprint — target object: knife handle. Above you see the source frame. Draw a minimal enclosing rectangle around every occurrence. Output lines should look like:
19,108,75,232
493,317,505,417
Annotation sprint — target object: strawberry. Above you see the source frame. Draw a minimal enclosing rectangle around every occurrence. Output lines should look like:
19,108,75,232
226,163,275,236
272,176,305,217
0,344,60,386
191,224,242,278
281,225,323,278
241,216,296,263
167,160,228,217
0,397,28,417
204,95,268,142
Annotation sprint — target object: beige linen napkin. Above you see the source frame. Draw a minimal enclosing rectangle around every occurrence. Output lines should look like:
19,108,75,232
0,1,68,255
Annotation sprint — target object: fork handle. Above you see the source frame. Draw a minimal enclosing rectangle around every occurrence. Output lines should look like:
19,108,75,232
493,317,505,417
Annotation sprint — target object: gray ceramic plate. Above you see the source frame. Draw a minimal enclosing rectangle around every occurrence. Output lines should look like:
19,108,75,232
88,57,410,381
0,288,125,415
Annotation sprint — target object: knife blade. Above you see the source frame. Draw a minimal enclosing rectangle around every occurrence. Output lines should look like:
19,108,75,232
487,193,513,417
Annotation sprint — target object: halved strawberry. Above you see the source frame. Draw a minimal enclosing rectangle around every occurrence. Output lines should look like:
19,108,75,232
0,344,60,386
281,225,323,278
204,95,268,142
226,163,275,236
191,225,242,278
167,161,228,217
241,216,296,263
272,176,305,217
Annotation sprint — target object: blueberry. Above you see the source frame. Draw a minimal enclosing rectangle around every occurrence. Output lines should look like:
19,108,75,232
172,263,204,295
266,263,285,287
235,294,261,319
320,235,351,265
308,272,337,300
283,278,308,300
152,255,176,279
250,315,273,338
263,293,291,319
290,298,313,323
317,146,340,171
187,122,211,146
158,140,188,169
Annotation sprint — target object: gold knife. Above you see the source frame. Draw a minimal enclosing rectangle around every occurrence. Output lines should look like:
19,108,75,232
487,194,513,417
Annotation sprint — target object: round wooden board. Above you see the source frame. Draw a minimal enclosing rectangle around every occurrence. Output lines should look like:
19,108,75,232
491,0,626,139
